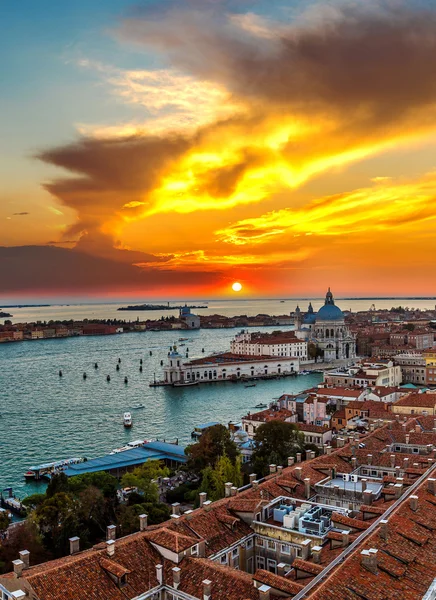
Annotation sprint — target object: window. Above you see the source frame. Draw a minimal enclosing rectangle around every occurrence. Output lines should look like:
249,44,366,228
267,540,276,550
232,547,239,558
281,544,291,555
267,559,277,573
256,556,265,570
220,554,228,564
191,544,199,556
256,538,264,547
413,448,419,453
246,538,253,549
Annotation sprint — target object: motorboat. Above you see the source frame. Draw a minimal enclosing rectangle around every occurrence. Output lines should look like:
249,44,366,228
254,403,267,409
123,412,133,428
173,380,199,387
110,439,150,454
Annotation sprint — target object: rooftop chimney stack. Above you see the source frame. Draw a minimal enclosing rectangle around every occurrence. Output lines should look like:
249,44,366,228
294,467,303,481
405,434,410,445
106,525,116,541
172,503,181,516
363,490,373,505
69,537,80,555
367,454,373,465
311,546,322,564
351,457,357,469
296,453,302,463
225,482,233,497
258,584,271,600
287,456,295,467
427,478,436,496
156,564,163,585
277,563,286,576
361,478,367,493
249,473,257,484
269,464,277,474
409,495,418,511
277,465,283,476
395,466,401,478
361,548,378,574
252,480,259,490
230,486,238,497
304,478,311,499
106,540,115,557
172,567,181,589
390,455,396,468
199,492,207,508
379,519,389,540
12,560,24,578
18,550,30,570
139,514,148,531
203,579,212,600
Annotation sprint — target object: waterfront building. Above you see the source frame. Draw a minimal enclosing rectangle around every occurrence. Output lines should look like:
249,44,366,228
294,288,356,362
231,331,308,360
2,416,436,600
163,347,300,385
179,305,200,329
323,359,402,388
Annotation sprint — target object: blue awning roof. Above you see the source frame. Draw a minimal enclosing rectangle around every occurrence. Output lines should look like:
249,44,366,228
63,442,186,477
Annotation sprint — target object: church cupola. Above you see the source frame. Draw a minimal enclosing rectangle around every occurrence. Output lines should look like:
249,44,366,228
325,287,335,305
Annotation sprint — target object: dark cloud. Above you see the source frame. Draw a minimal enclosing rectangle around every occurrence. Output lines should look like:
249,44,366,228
119,3,436,124
0,246,218,294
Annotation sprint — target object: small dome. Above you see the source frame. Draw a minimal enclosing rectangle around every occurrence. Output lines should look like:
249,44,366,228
303,313,316,325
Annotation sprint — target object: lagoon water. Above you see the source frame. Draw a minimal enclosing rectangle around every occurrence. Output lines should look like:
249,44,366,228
1,296,435,500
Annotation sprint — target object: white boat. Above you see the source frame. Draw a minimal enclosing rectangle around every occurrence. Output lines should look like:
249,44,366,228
123,412,132,428
173,381,199,387
110,439,151,454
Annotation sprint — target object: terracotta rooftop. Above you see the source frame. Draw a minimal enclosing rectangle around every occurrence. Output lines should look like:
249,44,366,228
394,392,436,409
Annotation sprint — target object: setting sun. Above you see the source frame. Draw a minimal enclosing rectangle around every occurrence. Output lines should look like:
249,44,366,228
232,282,242,292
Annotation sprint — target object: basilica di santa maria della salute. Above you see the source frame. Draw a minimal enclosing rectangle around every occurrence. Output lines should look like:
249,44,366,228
294,288,356,361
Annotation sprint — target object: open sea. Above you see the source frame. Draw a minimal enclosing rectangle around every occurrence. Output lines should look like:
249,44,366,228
1,297,435,501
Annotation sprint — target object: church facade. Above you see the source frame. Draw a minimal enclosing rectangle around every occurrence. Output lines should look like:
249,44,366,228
294,288,356,362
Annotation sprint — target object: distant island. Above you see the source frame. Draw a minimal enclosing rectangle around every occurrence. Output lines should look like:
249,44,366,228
118,303,208,311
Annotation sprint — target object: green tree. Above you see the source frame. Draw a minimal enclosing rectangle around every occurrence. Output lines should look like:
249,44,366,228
251,421,305,476
185,425,239,473
0,510,10,533
34,492,79,556
199,455,243,501
22,493,47,509
121,460,170,503
68,471,118,499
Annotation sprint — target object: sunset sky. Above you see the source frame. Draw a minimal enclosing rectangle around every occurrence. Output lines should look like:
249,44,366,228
2,0,436,300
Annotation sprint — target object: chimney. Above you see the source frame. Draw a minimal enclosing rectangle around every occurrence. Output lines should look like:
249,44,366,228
199,492,207,508
304,478,311,499
249,473,257,484
156,564,163,585
11,592,26,600
203,579,212,600
405,434,410,445
252,480,259,490
427,478,436,496
361,548,378,574
379,519,388,540
337,437,344,448
294,467,303,481
139,513,148,531
415,425,421,433
258,584,271,600
172,503,181,516
361,478,367,493
203,500,213,512
172,567,181,589
287,456,295,467
185,510,194,520
277,562,286,576
277,465,283,476
409,495,418,511
390,455,396,468
296,453,302,463
341,530,350,547
363,490,373,505
12,560,24,578
225,482,233,497
367,454,373,465
69,536,80,555
106,525,116,541
18,550,30,570
395,466,401,478
269,464,277,474
106,540,115,557
311,546,322,564
403,457,409,469
351,457,357,469
326,445,333,455
231,486,238,497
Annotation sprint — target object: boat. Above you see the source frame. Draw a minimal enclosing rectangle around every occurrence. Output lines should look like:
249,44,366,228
245,384,256,388
25,457,86,480
131,404,145,410
298,370,311,375
254,403,267,409
179,337,189,341
123,412,132,428
173,381,199,387
110,439,151,454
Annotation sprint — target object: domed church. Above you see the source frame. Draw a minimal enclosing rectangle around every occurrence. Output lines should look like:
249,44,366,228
294,288,356,362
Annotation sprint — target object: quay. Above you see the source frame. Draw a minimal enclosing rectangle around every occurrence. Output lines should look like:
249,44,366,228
1,489,26,517
62,441,187,479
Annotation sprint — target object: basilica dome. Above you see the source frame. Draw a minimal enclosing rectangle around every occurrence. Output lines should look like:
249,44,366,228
315,288,344,322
